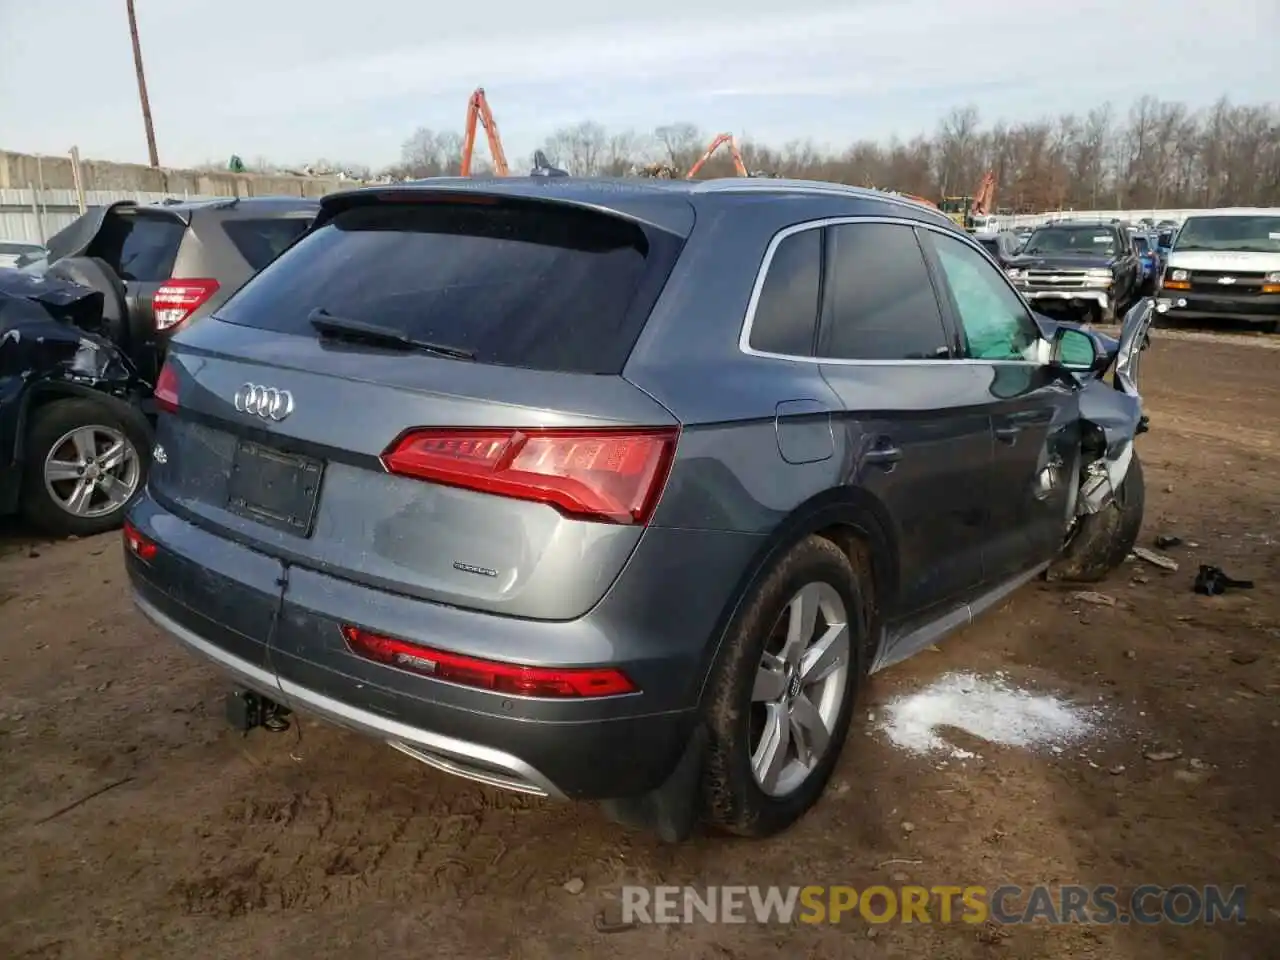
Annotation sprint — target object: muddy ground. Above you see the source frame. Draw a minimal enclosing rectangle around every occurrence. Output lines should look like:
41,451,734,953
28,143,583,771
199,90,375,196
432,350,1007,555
1,329,1277,960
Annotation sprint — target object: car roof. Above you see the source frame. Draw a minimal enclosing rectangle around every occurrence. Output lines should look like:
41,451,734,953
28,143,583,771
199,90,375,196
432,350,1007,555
1036,220,1118,228
318,176,960,237
1179,207,1280,218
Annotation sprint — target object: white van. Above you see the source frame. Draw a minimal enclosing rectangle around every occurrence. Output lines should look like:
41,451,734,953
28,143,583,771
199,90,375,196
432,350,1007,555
1157,208,1280,329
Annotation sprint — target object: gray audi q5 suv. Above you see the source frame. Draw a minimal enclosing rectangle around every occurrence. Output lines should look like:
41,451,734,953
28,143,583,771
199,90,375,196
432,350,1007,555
124,177,1152,840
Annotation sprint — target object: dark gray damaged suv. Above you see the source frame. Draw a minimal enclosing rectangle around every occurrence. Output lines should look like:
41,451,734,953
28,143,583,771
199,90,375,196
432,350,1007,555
123,178,1152,840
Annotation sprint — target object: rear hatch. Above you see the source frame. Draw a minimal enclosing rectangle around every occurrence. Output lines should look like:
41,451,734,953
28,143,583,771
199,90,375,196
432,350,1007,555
80,204,188,332
178,206,318,329
149,188,690,621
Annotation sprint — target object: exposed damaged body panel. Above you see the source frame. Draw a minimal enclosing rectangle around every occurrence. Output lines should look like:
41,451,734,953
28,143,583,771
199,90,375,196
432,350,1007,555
0,268,153,515
1074,299,1154,514
0,269,146,394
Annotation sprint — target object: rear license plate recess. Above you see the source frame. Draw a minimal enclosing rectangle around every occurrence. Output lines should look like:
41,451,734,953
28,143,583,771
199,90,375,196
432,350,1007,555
226,440,324,536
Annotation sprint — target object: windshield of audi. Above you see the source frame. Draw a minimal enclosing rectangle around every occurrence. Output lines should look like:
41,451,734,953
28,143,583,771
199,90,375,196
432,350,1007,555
1171,214,1280,253
1021,225,1119,258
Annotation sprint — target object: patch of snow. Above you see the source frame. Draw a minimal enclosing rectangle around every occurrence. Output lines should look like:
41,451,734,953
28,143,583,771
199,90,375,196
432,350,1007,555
879,672,1102,760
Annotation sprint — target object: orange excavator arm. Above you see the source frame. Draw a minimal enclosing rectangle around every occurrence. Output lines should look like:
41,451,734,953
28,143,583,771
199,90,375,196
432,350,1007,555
460,88,510,177
686,133,748,178
970,171,995,217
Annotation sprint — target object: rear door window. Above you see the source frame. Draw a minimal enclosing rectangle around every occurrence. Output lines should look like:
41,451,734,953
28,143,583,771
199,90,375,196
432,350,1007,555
821,223,950,361
221,217,313,270
89,213,185,281
216,200,675,374
747,228,822,356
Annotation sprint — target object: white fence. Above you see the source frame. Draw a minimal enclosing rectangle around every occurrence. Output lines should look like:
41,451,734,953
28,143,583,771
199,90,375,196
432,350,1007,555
0,183,1208,247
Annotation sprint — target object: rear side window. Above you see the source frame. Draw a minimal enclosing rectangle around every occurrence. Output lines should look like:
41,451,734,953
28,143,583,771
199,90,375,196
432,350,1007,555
217,201,673,374
821,223,949,361
748,229,821,356
221,218,312,270
88,213,185,281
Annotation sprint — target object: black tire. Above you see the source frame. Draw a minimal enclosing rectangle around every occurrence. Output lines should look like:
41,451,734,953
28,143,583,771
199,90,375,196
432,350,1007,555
701,535,868,838
1052,452,1145,583
20,397,150,537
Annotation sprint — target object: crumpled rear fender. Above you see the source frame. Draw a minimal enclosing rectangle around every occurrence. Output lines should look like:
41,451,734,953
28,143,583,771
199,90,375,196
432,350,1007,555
1,272,150,472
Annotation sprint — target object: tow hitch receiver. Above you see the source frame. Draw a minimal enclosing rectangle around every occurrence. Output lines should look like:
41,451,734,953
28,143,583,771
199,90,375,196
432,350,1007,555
225,689,292,733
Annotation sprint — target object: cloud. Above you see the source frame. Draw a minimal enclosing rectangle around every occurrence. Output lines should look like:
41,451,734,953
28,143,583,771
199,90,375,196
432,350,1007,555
0,0,1275,169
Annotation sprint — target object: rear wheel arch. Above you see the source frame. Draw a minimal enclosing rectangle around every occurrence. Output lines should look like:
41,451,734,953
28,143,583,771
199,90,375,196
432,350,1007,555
19,393,152,536
14,383,151,464
694,487,899,706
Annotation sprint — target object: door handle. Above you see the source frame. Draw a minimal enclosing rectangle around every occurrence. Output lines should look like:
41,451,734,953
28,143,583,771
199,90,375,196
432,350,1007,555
994,424,1021,443
864,443,903,467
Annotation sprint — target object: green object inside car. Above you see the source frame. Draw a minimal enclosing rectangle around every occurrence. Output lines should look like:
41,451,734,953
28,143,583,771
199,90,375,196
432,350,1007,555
1057,329,1097,368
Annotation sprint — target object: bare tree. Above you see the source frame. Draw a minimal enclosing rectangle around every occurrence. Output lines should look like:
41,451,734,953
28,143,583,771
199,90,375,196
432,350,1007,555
400,128,463,178
537,122,609,176
654,123,704,170
375,95,1280,211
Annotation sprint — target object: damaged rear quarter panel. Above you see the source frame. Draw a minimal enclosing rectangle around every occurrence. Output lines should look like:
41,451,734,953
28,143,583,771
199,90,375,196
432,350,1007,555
1,272,150,479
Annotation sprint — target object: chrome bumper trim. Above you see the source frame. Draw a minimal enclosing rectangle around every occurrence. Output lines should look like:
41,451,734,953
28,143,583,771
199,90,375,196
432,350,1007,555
133,591,565,799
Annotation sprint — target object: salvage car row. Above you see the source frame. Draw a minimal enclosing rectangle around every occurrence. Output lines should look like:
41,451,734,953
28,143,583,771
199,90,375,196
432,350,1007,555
972,208,1280,331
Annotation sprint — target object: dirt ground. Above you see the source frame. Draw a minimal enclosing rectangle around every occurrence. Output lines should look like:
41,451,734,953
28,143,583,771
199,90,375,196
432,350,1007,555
1,328,1277,960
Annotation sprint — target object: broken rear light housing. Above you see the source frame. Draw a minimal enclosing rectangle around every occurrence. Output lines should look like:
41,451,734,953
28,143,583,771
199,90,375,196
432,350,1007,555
154,360,179,413
154,278,220,332
380,426,679,525
341,625,637,698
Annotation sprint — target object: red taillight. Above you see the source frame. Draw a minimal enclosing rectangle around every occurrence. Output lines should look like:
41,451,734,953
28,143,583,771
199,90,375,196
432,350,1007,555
154,361,179,413
122,519,157,561
380,426,679,525
153,278,219,332
341,625,638,698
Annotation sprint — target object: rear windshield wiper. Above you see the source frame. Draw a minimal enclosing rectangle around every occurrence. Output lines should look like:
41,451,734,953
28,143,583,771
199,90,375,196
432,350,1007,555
308,308,475,360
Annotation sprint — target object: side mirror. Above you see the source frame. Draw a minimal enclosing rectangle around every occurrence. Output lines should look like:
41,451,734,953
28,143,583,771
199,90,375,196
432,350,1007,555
1050,326,1105,373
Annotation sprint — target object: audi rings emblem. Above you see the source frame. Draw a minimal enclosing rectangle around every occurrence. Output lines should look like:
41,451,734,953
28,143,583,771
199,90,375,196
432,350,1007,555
233,383,295,421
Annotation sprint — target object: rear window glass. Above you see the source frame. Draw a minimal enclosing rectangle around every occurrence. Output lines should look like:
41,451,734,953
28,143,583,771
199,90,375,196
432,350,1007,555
748,228,821,356
88,213,185,281
221,218,312,270
216,201,661,374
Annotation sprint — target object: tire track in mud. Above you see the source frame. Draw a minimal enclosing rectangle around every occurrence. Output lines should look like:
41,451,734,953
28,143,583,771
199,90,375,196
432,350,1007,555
168,745,582,919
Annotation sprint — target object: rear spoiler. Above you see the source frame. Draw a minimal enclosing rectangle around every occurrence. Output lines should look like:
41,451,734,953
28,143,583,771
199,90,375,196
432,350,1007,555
45,199,190,264
314,182,697,238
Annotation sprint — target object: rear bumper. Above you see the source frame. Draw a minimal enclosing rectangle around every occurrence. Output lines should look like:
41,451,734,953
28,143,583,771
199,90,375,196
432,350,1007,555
1155,292,1280,324
134,592,574,797
123,492,750,801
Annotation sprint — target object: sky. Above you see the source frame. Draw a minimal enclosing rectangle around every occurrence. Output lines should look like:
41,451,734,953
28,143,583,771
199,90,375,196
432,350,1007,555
2,0,1277,171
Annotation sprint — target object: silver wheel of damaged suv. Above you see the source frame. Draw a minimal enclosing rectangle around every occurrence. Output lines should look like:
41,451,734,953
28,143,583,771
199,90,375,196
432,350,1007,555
43,424,142,518
750,580,851,797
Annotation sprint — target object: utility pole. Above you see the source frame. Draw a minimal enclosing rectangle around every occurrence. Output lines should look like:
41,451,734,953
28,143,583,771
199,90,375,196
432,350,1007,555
126,0,160,168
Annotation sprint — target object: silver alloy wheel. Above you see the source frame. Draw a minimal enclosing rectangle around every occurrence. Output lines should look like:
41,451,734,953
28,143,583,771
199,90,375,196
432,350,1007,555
42,424,141,519
750,581,851,797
